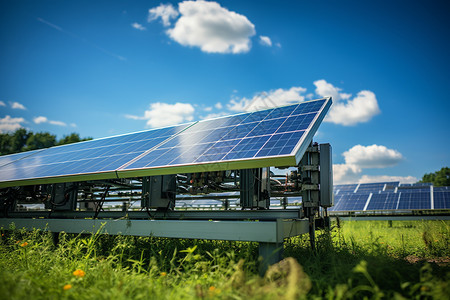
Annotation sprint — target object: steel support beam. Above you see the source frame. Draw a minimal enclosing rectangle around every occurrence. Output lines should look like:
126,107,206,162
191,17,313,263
5,209,303,221
333,215,450,221
0,218,308,243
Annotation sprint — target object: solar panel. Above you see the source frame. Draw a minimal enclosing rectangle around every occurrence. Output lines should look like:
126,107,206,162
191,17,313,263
117,98,330,177
0,124,192,186
331,193,369,211
330,182,450,213
355,182,399,193
0,98,331,187
0,149,44,168
433,190,450,209
366,192,399,210
397,192,431,210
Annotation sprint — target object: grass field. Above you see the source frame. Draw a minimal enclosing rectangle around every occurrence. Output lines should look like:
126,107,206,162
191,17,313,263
0,220,449,299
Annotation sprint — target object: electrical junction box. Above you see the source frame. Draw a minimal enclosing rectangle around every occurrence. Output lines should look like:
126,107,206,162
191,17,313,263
45,182,78,211
319,143,334,207
141,175,176,210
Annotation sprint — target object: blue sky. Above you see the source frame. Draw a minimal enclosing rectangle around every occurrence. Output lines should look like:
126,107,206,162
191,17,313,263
0,0,449,184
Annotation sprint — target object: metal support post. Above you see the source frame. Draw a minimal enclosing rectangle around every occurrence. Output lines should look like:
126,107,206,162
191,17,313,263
240,168,270,209
308,214,316,252
258,241,284,276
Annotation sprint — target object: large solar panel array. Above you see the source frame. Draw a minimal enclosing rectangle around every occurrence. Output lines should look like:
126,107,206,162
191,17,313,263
0,98,331,188
330,182,450,212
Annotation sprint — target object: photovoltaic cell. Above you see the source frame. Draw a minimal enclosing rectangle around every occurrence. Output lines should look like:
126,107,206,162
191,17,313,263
0,98,331,187
0,124,191,184
331,182,449,212
121,99,328,171
366,193,399,210
331,193,369,211
0,149,43,168
396,192,430,210
355,182,399,193
433,191,450,209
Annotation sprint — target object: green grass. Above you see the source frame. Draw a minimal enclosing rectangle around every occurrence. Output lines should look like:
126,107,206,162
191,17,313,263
0,220,449,299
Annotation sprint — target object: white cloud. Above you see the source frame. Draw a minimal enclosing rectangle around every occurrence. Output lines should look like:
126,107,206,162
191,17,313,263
166,1,256,54
0,101,5,107
128,102,195,128
0,115,25,132
11,101,26,110
48,120,67,126
333,144,408,184
148,3,179,27
204,106,212,112
201,112,228,120
359,175,417,184
327,90,381,126
33,116,67,126
314,79,344,102
33,116,48,124
343,144,403,169
125,114,146,120
333,163,362,184
215,102,223,109
131,22,146,31
227,86,307,112
259,35,272,47
314,80,380,126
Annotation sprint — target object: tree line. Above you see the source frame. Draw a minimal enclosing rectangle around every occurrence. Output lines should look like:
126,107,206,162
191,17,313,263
0,128,92,155
419,167,450,187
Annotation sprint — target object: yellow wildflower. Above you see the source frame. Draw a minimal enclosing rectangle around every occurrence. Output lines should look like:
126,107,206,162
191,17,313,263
63,284,72,290
160,272,167,276
73,269,86,278
20,242,28,247
209,286,216,292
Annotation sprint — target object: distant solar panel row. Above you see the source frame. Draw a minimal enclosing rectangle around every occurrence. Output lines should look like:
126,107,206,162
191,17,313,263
0,98,331,188
329,190,450,211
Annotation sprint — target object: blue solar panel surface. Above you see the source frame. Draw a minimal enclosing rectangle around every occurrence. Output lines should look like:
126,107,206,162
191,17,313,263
366,192,399,210
0,149,43,168
330,193,369,211
434,191,450,209
0,124,191,183
0,98,331,187
397,192,431,210
121,99,327,171
330,182,450,212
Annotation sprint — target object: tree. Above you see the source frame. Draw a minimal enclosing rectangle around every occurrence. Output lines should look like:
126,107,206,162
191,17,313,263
57,133,92,145
25,132,57,151
0,129,91,155
419,167,450,187
12,128,31,153
0,128,31,155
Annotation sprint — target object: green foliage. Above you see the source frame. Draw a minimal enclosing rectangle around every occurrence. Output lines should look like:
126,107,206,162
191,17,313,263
0,220,448,299
0,129,92,155
57,133,90,146
420,167,450,187
25,132,57,151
